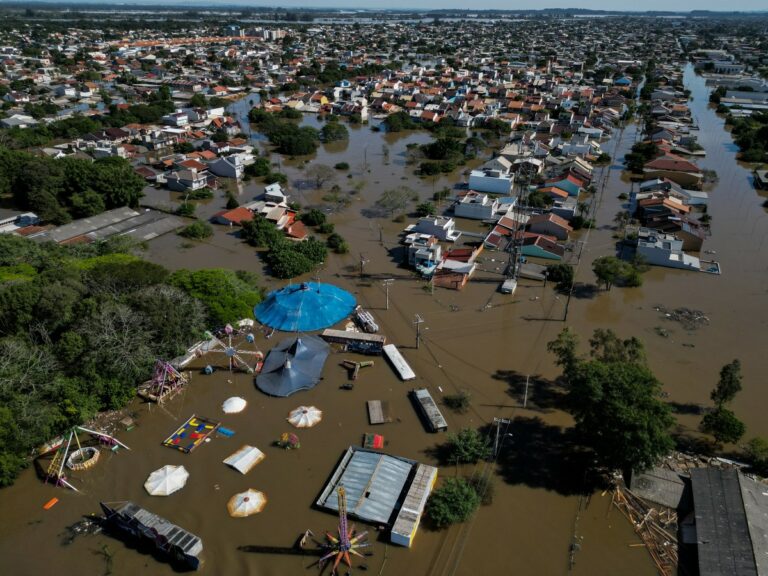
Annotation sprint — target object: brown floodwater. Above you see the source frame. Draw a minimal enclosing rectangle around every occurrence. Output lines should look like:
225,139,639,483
1,63,766,576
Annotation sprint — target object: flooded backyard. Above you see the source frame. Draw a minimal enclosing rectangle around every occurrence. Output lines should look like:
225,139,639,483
0,64,766,576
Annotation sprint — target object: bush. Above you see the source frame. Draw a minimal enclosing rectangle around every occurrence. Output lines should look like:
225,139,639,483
186,187,214,200
318,222,335,234
176,203,196,218
443,390,471,414
226,193,240,209
245,157,271,178
468,474,495,506
178,221,213,240
416,202,437,217
301,209,327,227
427,477,480,529
444,428,492,464
326,233,349,254
334,162,350,170
320,121,349,142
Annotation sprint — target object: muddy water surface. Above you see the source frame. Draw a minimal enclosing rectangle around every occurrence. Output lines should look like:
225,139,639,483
1,64,766,576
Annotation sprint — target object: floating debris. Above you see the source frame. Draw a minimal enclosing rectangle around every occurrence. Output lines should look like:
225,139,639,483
654,306,709,330
60,516,102,546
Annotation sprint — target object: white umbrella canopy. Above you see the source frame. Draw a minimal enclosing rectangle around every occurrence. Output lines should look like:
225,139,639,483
287,406,322,428
222,396,247,414
144,465,189,496
227,489,267,517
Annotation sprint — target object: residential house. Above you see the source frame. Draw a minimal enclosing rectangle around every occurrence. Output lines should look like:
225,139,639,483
208,155,244,179
528,213,573,240
161,169,209,193
408,216,461,242
452,191,501,220
521,234,565,260
467,168,514,195
643,154,703,188
636,228,701,272
213,206,255,226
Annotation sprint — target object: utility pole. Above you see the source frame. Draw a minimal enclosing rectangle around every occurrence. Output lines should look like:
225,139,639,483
523,375,530,408
492,417,511,459
382,279,394,310
359,253,369,279
413,314,424,349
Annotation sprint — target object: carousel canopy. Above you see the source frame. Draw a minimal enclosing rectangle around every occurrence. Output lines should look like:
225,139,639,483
256,336,330,397
254,282,356,332
144,465,189,496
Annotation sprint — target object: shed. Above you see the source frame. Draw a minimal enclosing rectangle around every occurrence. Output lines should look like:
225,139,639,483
316,447,415,526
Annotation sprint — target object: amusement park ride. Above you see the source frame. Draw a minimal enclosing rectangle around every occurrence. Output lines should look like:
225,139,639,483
319,486,370,575
37,426,129,491
137,360,188,404
200,324,264,374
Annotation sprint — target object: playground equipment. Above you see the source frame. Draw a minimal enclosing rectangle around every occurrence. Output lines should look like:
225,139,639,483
137,360,189,404
39,426,130,491
320,486,370,575
163,415,220,454
199,325,263,374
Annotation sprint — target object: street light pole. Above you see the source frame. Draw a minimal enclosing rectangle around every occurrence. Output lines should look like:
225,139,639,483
413,314,424,349
382,279,394,310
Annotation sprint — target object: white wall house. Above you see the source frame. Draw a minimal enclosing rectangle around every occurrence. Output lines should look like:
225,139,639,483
453,191,499,220
408,216,461,242
468,169,514,195
636,228,700,272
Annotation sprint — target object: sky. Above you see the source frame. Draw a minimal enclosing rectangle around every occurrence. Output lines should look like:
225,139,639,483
14,0,768,11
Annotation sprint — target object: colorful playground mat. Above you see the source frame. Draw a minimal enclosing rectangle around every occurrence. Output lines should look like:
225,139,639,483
163,415,220,453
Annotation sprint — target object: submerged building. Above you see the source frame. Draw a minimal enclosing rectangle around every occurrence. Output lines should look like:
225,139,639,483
316,447,437,548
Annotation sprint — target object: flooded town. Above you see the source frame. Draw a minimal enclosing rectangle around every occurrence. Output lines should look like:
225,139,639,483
0,3,767,576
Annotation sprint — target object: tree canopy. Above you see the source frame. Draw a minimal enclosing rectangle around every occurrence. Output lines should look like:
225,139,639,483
427,477,481,529
0,235,253,486
548,328,674,473
0,148,144,224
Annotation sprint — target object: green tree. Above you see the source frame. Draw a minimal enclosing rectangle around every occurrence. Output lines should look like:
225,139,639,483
547,327,579,379
241,216,285,248
168,269,263,325
427,477,481,529
326,233,349,254
546,263,574,291
711,359,742,408
266,246,314,279
444,428,492,464
320,121,349,142
592,256,623,290
745,437,768,475
416,202,437,217
300,209,327,227
179,221,213,240
702,407,746,445
548,329,674,473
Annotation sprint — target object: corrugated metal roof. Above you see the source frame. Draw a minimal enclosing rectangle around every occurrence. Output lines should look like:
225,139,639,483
691,468,758,576
318,447,414,525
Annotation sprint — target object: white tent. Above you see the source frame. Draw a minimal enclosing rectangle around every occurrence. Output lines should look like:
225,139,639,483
227,489,267,517
287,406,322,428
223,445,265,475
144,465,189,496
222,396,247,414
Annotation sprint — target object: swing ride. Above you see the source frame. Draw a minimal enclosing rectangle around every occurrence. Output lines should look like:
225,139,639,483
319,486,370,575
38,426,130,492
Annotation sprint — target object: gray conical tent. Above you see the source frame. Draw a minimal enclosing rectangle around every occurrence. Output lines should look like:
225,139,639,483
256,336,330,397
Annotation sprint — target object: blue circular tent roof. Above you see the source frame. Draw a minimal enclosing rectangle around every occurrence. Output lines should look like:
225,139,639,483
254,282,356,332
